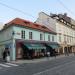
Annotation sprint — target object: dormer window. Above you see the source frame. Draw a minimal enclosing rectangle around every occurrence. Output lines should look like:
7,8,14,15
64,21,67,24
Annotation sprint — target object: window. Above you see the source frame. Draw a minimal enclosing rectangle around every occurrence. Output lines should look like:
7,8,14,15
29,32,33,39
40,34,43,40
52,35,54,42
70,37,71,43
67,36,69,43
21,30,25,39
64,21,67,24
48,35,50,41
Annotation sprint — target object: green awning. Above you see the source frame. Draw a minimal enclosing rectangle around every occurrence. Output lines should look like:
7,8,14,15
23,43,46,50
47,44,60,49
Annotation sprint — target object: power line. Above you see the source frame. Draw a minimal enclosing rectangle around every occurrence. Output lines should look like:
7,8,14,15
1,0,75,20
57,0,75,17
0,2,35,19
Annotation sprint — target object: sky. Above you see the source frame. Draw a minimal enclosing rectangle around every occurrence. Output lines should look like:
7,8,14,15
0,0,75,24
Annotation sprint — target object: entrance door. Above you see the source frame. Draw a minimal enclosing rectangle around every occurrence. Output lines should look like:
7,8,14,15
16,42,23,59
16,47,23,59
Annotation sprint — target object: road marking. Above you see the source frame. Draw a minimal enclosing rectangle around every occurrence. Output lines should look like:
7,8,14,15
33,60,75,75
5,63,18,66
0,64,11,67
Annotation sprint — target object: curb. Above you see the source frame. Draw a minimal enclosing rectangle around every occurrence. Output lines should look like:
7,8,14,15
13,54,74,64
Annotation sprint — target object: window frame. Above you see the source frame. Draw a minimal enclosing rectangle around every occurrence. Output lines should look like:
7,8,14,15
21,30,25,39
29,32,33,39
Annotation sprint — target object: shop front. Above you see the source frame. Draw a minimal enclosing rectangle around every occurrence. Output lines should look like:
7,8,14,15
16,40,46,59
16,40,60,59
21,43,46,59
44,42,60,56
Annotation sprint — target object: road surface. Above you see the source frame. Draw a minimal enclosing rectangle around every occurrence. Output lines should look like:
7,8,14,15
0,55,75,75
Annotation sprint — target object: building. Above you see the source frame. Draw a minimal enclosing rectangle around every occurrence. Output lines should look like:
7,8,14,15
0,18,59,61
0,22,4,30
36,12,75,54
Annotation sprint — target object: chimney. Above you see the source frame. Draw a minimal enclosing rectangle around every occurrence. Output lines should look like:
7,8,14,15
63,13,67,17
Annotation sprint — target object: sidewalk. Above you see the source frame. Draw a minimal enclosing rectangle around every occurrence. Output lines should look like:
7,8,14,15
13,53,74,64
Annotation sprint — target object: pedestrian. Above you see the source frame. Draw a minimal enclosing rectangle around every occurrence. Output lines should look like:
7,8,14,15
54,51,57,58
3,50,6,60
3,48,10,62
53,49,56,58
46,51,50,59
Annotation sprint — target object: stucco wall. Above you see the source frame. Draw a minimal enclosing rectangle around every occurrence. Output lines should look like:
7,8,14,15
13,26,57,42
56,22,75,45
36,12,56,32
0,26,13,42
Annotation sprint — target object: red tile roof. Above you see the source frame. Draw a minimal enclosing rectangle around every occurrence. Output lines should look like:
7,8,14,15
5,18,56,34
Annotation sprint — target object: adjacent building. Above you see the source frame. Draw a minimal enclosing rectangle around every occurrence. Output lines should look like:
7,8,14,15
0,18,59,61
36,12,75,54
0,22,4,30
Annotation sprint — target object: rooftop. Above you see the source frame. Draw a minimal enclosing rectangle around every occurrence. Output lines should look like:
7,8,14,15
5,18,56,34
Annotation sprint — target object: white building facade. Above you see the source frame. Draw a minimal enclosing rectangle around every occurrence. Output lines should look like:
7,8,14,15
36,12,75,54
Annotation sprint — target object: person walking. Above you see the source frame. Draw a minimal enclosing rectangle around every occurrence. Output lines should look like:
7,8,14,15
46,51,50,59
3,48,10,62
3,50,6,60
